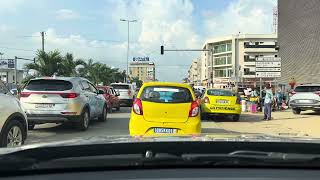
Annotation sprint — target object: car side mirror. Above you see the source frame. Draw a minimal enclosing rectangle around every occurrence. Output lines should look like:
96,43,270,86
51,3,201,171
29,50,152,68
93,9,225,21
98,89,105,94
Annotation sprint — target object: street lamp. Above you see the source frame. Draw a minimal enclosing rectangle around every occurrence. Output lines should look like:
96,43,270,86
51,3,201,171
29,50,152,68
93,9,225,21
120,18,137,83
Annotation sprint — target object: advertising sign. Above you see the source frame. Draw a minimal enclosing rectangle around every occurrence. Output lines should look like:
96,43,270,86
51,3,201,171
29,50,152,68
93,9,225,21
256,61,281,68
133,57,149,62
0,60,15,69
256,72,281,78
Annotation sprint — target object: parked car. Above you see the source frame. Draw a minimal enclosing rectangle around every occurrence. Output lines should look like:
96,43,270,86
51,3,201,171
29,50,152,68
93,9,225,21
0,81,28,147
129,82,201,136
20,77,108,131
289,84,320,114
97,86,120,112
201,89,241,121
110,83,135,107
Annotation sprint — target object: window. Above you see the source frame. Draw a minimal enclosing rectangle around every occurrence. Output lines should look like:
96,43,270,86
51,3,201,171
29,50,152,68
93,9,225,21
25,80,73,91
295,86,320,92
227,43,232,51
88,83,97,93
111,84,130,89
141,86,192,103
207,89,235,96
227,55,232,64
81,81,90,91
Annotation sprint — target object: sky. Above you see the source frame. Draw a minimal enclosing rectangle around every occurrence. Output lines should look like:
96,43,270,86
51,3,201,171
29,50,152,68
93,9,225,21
0,0,276,82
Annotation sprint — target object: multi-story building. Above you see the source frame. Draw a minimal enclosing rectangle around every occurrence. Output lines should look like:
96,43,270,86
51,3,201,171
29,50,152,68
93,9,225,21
188,58,201,85
129,62,156,82
278,0,320,84
200,34,278,88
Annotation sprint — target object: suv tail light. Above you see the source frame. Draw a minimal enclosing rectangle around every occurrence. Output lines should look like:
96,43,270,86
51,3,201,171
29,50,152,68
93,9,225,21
290,91,296,96
20,92,31,98
204,96,210,104
315,91,320,96
189,101,199,117
133,98,143,115
59,93,79,98
128,90,132,96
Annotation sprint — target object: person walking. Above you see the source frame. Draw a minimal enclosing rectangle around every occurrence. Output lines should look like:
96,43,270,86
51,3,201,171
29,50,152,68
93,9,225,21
276,88,284,111
263,84,273,120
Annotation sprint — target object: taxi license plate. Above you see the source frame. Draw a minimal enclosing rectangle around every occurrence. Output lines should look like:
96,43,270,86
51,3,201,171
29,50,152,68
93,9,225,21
154,128,177,134
35,104,54,108
210,106,235,111
216,100,228,104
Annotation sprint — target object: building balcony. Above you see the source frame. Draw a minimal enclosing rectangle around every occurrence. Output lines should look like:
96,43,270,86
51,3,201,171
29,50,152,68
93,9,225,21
212,51,232,56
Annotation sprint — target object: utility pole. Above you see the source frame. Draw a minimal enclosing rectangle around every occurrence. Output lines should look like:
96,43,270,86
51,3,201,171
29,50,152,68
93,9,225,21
40,31,45,52
14,56,17,84
120,19,137,83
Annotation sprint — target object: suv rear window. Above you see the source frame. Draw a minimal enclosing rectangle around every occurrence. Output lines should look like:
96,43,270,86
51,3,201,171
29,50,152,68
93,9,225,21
207,89,235,96
141,86,192,103
111,84,130,89
25,80,73,91
295,86,320,92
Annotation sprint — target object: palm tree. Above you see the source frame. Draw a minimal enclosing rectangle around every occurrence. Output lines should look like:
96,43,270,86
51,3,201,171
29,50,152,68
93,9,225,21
25,50,63,76
60,53,85,76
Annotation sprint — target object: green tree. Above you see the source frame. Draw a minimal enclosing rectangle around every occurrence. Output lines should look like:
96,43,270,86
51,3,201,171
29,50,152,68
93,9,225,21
130,77,143,88
24,50,63,76
60,53,85,76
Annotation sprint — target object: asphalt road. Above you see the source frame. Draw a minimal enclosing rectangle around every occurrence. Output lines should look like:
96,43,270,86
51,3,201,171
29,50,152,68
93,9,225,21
26,107,235,145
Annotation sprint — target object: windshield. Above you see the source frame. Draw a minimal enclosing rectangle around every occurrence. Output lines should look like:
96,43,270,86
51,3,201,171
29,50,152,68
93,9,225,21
141,86,192,103
207,89,235,96
25,80,73,91
1,0,320,172
111,84,130,89
295,86,320,92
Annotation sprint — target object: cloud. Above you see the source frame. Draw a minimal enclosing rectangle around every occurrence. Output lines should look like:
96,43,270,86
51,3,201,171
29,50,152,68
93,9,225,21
0,0,24,13
0,24,10,33
204,0,276,37
55,9,79,20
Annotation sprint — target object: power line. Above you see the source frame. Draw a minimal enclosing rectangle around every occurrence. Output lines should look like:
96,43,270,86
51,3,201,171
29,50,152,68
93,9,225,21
0,46,36,52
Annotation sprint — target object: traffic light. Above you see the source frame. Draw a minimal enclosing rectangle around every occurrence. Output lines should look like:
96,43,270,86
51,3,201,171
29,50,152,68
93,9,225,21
160,45,164,55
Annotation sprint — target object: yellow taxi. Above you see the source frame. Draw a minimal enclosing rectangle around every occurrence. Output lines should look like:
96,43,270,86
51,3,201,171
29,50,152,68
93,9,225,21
129,82,201,136
201,89,241,121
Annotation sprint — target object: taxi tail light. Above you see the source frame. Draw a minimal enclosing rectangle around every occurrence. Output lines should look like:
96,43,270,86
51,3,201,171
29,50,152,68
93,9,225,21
204,96,210,104
133,98,143,115
189,101,199,117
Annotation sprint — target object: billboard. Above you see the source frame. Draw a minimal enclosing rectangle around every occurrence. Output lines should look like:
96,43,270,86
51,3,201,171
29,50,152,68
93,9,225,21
0,59,15,69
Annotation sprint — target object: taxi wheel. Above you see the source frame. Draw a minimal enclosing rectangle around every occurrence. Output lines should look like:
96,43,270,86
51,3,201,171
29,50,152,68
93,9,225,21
232,115,240,122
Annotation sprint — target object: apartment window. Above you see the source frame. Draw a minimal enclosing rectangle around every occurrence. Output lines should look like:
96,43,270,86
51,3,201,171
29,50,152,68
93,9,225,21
226,43,232,51
214,67,231,78
227,55,232,64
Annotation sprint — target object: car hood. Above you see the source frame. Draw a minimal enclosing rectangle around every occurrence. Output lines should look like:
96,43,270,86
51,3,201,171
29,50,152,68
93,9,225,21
1,133,320,155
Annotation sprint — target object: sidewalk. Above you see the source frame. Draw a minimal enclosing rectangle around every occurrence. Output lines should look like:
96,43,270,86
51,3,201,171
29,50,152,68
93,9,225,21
202,110,320,138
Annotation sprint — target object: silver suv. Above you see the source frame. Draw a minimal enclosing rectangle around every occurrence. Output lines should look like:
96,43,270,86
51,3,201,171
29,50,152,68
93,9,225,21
110,83,135,107
0,81,28,147
20,77,108,131
289,84,320,114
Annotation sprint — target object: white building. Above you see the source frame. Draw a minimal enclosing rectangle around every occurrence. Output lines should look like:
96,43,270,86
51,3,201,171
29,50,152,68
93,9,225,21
200,33,278,88
187,58,201,85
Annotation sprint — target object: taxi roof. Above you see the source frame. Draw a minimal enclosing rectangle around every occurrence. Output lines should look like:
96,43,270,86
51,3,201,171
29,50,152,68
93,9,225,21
142,82,192,89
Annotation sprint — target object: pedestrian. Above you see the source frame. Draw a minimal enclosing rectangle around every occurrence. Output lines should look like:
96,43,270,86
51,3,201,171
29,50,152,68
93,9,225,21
263,84,273,120
276,88,284,111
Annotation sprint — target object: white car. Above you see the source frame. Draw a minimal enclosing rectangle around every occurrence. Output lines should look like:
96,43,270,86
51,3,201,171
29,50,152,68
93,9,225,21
20,77,108,131
0,81,28,147
110,83,135,107
290,84,320,114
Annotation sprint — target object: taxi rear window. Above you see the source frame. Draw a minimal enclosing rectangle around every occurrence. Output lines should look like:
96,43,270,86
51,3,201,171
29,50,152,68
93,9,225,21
207,89,235,96
141,86,192,103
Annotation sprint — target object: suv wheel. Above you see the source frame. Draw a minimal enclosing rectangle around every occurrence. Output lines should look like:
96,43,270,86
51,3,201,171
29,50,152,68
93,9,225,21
293,108,301,114
77,109,90,131
98,105,108,122
0,120,25,147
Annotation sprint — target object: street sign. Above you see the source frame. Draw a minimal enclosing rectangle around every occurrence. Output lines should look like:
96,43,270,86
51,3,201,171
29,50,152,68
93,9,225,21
256,57,281,61
256,67,281,72
256,72,281,78
0,59,15,69
256,61,281,68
